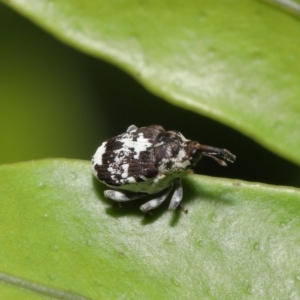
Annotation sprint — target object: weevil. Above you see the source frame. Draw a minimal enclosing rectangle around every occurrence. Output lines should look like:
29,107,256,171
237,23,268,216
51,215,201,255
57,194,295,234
92,125,235,213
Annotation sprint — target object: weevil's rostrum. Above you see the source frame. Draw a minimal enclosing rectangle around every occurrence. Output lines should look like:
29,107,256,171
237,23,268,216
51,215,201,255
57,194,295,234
92,125,236,213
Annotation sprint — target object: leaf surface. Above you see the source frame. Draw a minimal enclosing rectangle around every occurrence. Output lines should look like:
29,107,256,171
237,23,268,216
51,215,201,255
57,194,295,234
1,159,300,299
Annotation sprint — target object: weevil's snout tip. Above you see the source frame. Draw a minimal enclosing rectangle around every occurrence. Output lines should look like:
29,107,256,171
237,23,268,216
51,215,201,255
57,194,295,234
223,149,236,164
211,149,236,166
199,145,236,166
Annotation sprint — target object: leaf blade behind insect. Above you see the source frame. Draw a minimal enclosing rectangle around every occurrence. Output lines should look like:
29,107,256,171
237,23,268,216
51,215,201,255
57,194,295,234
3,0,300,165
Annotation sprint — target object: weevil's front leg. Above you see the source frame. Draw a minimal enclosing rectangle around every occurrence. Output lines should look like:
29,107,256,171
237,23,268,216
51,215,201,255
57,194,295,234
140,186,172,213
104,190,146,202
168,178,183,211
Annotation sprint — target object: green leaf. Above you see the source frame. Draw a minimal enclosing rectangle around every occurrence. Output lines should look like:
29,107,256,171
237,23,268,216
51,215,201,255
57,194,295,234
1,159,300,299
260,0,300,17
3,0,300,165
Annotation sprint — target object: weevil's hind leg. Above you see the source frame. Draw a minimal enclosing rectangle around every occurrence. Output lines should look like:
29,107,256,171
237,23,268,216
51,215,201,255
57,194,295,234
168,178,183,211
104,190,146,202
126,125,138,132
140,186,172,213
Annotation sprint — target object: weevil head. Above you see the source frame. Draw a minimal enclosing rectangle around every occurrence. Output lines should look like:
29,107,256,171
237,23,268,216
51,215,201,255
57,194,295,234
154,130,236,175
187,141,204,166
183,140,236,168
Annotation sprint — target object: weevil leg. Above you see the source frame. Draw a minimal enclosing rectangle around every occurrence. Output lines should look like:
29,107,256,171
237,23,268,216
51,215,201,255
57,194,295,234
140,186,172,213
178,204,188,214
126,124,138,132
168,178,183,211
104,190,146,202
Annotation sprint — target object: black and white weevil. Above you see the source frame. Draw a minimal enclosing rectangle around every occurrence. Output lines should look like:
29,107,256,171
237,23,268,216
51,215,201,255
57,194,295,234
92,125,236,213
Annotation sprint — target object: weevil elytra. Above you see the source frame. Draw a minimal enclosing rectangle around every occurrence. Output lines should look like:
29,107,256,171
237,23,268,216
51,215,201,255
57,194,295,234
92,125,236,213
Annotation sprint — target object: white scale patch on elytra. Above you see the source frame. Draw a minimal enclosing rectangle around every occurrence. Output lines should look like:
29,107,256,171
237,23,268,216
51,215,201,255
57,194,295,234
102,132,153,185
116,132,152,159
121,164,129,178
92,124,236,213
92,141,107,165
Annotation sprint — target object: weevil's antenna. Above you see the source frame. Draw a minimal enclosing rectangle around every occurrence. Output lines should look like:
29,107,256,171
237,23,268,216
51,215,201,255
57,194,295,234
199,145,236,166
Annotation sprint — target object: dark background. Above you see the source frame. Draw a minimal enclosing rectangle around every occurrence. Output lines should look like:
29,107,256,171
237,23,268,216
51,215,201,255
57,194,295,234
1,3,300,187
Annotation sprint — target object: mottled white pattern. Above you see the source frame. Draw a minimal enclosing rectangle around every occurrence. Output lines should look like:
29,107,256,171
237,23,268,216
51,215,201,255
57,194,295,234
92,141,107,166
92,124,236,213
103,133,152,184
107,166,116,174
157,148,190,173
121,163,129,178
173,149,190,169
116,133,152,159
